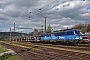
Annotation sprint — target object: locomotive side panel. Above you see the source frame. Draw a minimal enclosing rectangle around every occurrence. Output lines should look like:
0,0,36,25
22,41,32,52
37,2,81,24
40,29,83,45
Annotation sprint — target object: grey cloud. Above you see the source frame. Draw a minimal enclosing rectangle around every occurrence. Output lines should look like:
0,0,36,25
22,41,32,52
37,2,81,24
0,0,90,32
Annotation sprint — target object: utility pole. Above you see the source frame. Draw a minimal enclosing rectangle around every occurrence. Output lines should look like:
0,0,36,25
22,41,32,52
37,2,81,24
21,31,23,42
42,25,43,34
45,17,46,33
14,23,15,32
10,27,12,43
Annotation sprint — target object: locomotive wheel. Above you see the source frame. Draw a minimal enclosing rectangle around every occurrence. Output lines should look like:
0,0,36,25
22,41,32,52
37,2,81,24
73,42,80,46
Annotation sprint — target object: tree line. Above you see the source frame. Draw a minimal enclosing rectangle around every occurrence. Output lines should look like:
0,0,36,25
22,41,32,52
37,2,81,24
72,24,90,34
32,23,90,36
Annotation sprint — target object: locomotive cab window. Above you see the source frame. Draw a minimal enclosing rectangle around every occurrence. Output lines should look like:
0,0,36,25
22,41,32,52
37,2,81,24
75,31,81,35
67,32,74,35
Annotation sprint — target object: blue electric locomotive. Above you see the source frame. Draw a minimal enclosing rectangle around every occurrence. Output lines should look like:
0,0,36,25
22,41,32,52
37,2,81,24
40,29,83,45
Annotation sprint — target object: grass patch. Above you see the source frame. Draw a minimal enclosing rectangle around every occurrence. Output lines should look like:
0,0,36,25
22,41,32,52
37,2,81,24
5,55,21,60
0,44,7,53
0,53,21,60
0,53,11,60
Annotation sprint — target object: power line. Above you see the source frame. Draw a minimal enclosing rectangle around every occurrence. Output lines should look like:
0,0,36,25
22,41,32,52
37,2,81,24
29,0,90,20
49,0,90,19
16,27,33,29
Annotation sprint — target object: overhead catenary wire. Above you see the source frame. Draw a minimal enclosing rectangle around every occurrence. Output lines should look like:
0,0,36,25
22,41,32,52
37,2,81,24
29,0,62,18
29,0,90,19
38,0,60,10
29,0,73,18
28,0,90,32
36,0,61,15
35,0,79,15
62,1,90,18
29,0,58,18
49,0,90,19
16,0,39,18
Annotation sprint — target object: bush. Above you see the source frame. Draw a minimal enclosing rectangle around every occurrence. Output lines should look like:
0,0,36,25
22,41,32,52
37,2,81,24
0,53,12,60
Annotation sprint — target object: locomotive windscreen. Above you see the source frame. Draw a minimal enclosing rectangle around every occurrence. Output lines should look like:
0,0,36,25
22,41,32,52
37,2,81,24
75,30,81,35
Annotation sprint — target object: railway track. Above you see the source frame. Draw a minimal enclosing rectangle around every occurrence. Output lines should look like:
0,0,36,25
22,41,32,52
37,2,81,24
0,41,90,60
14,42,90,52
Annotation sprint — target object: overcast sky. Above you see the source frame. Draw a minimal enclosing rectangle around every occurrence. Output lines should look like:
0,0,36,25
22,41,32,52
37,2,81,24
0,0,90,33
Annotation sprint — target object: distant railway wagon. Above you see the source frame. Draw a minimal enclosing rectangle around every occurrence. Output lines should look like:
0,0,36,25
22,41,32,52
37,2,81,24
83,35,90,43
21,36,40,42
40,29,83,45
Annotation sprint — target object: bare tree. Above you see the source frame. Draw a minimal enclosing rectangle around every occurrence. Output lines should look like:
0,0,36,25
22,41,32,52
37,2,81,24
72,24,87,34
33,29,38,36
46,24,52,33
87,24,90,32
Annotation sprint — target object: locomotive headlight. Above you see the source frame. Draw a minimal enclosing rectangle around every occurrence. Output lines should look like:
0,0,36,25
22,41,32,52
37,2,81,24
75,36,82,39
75,37,79,39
